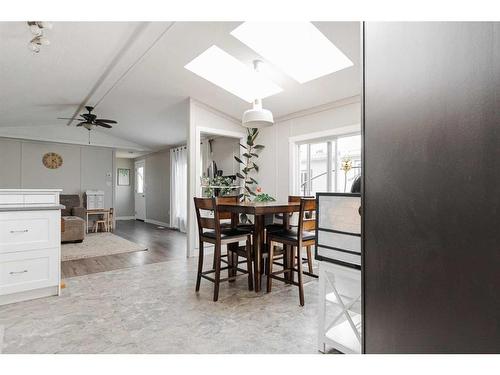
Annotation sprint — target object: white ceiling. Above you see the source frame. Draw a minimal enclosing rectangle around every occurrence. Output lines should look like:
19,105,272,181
0,22,360,151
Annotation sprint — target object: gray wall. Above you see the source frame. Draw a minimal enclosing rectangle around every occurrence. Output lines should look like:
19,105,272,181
0,137,114,208
135,150,170,225
115,158,135,218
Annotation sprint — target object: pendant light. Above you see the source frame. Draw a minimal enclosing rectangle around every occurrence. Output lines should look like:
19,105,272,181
242,60,274,128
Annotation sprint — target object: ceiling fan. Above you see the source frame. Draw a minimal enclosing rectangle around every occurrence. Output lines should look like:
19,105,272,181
58,106,117,131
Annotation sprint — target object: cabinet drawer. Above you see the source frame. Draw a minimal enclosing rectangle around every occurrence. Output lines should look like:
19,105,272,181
0,194,23,205
0,248,59,295
24,194,57,204
0,211,60,253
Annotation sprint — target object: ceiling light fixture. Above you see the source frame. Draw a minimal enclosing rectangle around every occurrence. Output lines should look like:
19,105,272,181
242,60,274,128
231,22,353,83
184,45,282,103
27,21,52,53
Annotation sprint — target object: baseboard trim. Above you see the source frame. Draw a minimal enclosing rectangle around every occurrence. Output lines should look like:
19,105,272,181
0,286,59,306
116,216,135,220
145,219,170,227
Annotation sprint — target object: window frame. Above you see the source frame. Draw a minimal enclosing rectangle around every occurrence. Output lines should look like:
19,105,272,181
295,131,361,196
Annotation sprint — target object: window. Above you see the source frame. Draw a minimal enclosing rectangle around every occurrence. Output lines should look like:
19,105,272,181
136,165,144,194
297,134,361,195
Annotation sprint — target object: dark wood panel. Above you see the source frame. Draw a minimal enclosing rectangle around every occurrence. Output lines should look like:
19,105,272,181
363,22,500,353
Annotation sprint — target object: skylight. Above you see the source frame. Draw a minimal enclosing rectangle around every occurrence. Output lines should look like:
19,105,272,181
184,45,282,103
231,22,353,84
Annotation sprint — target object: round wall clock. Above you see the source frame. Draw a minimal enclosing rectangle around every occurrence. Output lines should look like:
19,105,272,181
42,152,63,169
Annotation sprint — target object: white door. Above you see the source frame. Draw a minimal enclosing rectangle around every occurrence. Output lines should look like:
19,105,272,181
134,160,146,221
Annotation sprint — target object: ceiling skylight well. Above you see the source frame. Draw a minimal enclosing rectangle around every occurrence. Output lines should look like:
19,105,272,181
231,22,353,84
184,46,282,103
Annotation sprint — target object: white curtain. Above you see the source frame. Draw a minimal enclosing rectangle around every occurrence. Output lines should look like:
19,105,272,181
170,146,188,233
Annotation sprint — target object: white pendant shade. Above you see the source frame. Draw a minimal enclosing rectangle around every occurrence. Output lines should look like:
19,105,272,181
242,60,274,128
242,106,274,128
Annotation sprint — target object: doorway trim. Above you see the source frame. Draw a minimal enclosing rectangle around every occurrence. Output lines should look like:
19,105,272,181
134,159,146,221
187,126,246,258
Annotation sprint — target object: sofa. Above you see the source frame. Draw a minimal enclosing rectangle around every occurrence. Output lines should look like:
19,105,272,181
60,194,86,243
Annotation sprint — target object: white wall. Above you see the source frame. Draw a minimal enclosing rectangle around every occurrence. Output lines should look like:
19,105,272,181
187,98,246,257
115,158,135,218
0,137,114,207
257,96,361,201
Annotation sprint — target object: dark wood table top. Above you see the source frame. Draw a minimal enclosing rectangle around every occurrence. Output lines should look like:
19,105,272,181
217,201,300,215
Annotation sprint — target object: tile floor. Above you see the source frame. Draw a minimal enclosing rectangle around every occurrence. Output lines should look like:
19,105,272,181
0,256,321,354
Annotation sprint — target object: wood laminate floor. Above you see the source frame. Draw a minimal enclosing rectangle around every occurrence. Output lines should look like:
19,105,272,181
61,220,186,279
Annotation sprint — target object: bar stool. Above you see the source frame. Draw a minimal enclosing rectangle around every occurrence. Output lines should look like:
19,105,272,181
267,198,317,306
265,195,316,276
194,197,253,302
216,196,255,279
92,219,108,233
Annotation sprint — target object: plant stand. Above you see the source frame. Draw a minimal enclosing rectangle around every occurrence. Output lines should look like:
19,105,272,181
317,261,362,354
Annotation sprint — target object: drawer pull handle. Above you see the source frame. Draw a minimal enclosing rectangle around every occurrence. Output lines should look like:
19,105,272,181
10,229,29,233
9,270,28,275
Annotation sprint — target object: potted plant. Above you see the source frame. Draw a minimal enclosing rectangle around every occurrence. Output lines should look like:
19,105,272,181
234,128,265,202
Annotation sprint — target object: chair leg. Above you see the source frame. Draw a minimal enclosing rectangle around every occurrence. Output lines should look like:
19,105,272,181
296,246,305,306
267,240,274,293
288,245,294,284
213,243,221,302
234,254,239,277
306,245,313,274
227,248,233,281
195,240,204,292
246,236,253,291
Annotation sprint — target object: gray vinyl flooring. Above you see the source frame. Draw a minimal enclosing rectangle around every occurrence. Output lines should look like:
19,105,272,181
0,254,322,354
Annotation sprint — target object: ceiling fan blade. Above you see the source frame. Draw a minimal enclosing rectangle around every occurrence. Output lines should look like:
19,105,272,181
95,119,117,124
76,122,86,127
96,122,112,128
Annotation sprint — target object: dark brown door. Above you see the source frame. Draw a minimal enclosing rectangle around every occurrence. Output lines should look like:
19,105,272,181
363,22,500,353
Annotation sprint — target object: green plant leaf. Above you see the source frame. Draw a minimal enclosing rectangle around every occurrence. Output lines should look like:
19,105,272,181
254,144,265,150
250,177,258,184
242,167,248,174
249,190,257,196
239,143,247,150
236,172,244,179
246,179,254,184
242,153,252,158
234,156,243,164
250,153,259,158
253,163,259,172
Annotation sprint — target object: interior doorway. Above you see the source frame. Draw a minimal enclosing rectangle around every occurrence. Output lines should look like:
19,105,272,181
134,159,146,221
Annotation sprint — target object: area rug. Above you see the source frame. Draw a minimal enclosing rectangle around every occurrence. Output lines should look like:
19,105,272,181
61,233,147,261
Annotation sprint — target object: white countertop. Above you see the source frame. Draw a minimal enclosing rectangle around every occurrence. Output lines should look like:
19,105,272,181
0,189,63,192
0,204,65,211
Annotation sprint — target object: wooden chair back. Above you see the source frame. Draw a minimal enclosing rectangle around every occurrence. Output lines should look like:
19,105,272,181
287,195,314,226
216,196,238,220
193,197,221,238
298,198,317,237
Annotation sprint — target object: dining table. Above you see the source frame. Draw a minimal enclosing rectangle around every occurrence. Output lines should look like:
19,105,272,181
216,200,301,292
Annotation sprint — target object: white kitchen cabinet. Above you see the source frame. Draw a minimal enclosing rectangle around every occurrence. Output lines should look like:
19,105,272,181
0,189,63,306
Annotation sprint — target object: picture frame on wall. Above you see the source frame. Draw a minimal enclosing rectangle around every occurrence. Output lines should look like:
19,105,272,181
117,168,130,186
